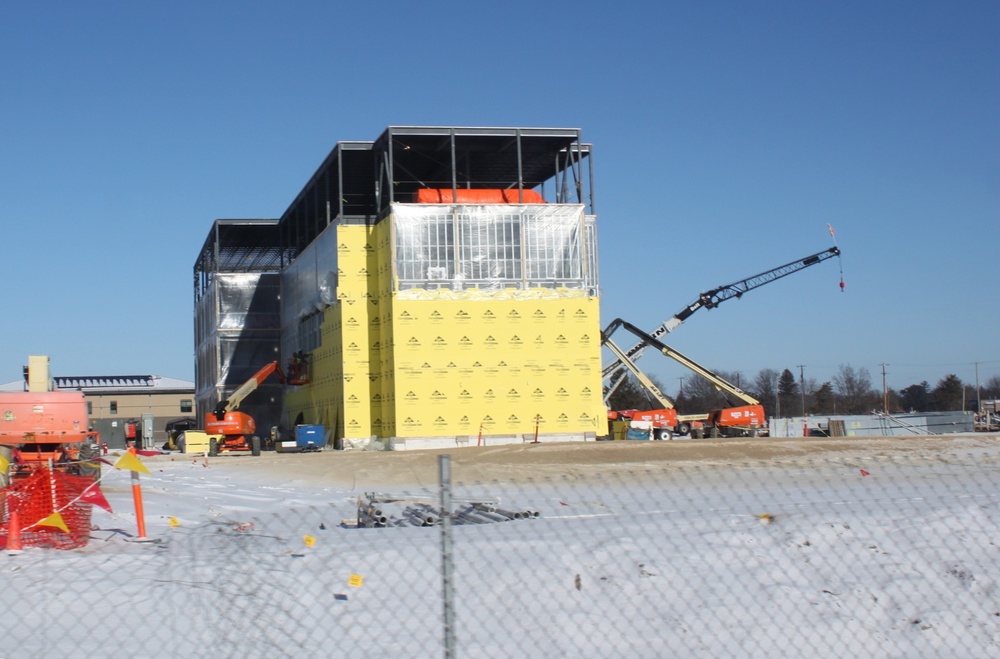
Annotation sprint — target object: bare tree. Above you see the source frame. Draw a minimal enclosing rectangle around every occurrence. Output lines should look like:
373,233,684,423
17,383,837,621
752,368,780,418
832,364,876,414
982,375,1000,400
680,369,744,414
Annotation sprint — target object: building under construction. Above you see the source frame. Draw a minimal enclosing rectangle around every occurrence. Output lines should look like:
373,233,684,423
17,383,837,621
194,126,604,449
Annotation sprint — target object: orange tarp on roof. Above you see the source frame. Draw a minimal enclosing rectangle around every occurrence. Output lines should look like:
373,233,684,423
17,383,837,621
415,188,546,204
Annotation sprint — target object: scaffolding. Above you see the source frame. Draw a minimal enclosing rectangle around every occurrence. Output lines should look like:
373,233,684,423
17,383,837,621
193,219,285,436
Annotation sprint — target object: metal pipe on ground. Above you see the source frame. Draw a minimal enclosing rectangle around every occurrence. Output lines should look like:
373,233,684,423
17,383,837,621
466,507,508,523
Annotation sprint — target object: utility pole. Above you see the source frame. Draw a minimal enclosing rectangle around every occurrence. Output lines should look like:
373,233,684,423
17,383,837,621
797,365,806,416
880,363,889,414
975,361,981,415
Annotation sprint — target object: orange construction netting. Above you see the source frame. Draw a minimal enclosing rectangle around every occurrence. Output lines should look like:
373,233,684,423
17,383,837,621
1,467,96,550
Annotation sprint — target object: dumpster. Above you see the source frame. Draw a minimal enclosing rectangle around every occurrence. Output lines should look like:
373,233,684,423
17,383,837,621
276,425,326,452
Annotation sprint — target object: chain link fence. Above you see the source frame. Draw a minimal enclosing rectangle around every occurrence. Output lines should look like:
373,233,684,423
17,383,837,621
2,437,1000,657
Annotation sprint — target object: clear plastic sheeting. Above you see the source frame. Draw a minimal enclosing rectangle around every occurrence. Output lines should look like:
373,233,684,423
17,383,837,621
392,204,598,294
215,274,282,331
194,273,281,389
193,272,282,435
280,223,338,360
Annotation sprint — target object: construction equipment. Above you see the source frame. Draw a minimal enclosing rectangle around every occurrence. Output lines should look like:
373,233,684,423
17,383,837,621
603,319,766,438
602,335,680,440
0,356,100,482
205,361,286,456
162,417,198,451
604,244,842,403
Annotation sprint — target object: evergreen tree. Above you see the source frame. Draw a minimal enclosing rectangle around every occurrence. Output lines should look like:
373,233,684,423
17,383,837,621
898,381,931,412
778,368,800,416
930,374,963,411
605,374,666,412
812,382,835,414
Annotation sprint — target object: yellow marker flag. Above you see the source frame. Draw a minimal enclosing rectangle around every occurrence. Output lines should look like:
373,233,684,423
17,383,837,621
303,534,316,548
348,573,364,588
37,511,70,533
169,516,180,528
113,450,151,474
0,452,9,474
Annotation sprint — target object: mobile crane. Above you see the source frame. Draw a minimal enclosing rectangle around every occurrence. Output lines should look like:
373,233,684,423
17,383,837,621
205,360,287,456
604,244,842,402
603,319,766,438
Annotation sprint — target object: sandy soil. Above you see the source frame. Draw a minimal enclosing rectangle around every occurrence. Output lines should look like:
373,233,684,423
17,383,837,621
156,433,1000,489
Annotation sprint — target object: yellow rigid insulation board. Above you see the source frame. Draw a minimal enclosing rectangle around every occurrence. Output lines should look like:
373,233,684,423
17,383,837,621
383,295,605,438
285,224,377,439
285,221,606,443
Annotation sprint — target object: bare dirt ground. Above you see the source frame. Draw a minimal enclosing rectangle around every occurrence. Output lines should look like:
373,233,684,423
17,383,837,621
177,433,1000,490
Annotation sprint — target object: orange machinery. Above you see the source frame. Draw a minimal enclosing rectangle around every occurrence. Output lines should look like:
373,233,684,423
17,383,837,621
0,390,93,479
607,408,679,441
204,361,286,456
603,319,766,439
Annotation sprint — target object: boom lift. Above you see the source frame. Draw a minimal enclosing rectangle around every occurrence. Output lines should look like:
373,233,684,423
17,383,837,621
603,337,679,440
603,319,765,438
205,360,286,456
0,356,100,482
604,245,841,403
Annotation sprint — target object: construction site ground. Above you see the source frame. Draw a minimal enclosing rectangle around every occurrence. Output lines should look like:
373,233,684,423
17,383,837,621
204,433,1000,488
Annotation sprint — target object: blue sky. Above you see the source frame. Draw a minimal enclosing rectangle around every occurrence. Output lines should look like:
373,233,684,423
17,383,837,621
1,1,997,395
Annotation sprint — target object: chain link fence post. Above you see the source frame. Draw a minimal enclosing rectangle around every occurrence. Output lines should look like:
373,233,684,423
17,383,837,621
439,454,456,658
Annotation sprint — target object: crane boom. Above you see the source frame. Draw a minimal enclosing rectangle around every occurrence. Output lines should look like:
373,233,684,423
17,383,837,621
602,336,675,410
603,245,841,400
213,361,285,419
602,318,759,407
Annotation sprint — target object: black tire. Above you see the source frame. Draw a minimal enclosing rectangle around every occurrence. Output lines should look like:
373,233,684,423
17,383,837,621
251,435,261,456
209,437,219,457
748,429,758,438
654,428,673,441
676,422,691,436
692,428,704,440
709,426,720,439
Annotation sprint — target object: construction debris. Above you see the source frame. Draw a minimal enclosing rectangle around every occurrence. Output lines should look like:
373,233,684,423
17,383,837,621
357,493,539,529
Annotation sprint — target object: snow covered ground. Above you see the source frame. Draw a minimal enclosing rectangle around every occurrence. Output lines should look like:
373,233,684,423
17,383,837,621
3,435,1000,657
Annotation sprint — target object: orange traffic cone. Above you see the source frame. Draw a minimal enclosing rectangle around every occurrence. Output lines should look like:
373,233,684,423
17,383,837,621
6,510,23,554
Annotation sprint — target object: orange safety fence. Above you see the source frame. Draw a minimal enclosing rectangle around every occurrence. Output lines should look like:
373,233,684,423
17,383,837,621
1,467,97,550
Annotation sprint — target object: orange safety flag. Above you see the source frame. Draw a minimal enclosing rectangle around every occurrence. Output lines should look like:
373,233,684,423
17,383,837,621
79,484,113,513
113,451,151,475
37,511,71,533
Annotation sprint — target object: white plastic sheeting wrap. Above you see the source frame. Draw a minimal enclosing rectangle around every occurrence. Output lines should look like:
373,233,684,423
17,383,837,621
392,204,598,294
193,272,283,436
194,272,281,389
280,223,338,360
